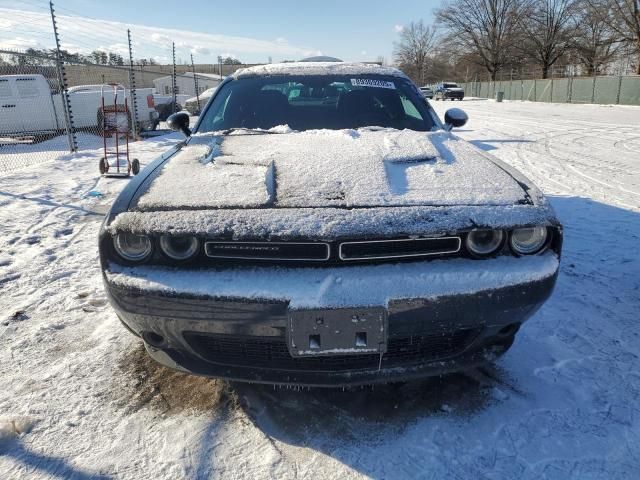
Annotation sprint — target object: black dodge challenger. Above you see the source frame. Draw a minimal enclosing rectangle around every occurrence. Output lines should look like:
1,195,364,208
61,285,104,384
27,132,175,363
100,62,562,386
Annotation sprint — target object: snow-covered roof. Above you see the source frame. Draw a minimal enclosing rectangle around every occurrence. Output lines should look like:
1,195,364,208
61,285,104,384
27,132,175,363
233,62,409,79
134,129,528,211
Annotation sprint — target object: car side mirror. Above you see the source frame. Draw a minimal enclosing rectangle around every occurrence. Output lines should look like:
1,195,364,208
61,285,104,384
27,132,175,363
167,112,191,136
444,108,468,131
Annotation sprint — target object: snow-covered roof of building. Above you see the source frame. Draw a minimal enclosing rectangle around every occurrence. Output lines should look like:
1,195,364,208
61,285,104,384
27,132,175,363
233,62,409,79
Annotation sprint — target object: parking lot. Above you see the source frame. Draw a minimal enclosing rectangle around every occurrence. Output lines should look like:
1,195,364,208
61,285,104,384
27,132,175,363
1,99,639,479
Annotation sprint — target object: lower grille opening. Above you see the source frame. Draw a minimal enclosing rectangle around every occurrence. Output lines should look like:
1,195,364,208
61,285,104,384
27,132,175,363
183,329,480,372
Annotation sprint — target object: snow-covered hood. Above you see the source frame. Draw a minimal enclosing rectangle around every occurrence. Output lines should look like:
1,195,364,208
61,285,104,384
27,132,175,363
134,129,527,211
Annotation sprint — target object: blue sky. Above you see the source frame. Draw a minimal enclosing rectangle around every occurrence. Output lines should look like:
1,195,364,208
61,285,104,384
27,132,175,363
0,0,439,64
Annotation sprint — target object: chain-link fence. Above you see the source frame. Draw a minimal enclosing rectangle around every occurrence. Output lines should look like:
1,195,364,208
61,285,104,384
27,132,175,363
0,59,70,173
0,49,254,173
456,74,640,105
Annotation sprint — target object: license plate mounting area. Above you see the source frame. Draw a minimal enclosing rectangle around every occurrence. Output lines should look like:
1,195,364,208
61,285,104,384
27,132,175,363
287,307,388,357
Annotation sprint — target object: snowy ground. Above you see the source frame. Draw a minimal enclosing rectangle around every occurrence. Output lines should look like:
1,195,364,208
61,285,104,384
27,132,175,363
1,100,639,479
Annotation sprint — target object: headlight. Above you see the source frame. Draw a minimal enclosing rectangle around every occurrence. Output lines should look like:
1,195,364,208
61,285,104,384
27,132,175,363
466,229,504,256
510,227,548,255
113,233,152,262
159,235,199,260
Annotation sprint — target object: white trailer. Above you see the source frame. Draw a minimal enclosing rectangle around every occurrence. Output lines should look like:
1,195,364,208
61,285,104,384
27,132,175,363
0,74,159,137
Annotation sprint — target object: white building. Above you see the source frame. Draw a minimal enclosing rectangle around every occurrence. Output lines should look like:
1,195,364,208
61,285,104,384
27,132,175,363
152,72,221,97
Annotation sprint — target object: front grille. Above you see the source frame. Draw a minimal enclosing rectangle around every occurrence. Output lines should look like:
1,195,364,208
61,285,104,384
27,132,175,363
183,329,479,372
205,241,329,261
202,236,462,265
339,237,461,261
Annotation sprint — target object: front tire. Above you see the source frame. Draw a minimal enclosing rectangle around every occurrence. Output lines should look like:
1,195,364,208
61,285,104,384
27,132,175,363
131,158,140,175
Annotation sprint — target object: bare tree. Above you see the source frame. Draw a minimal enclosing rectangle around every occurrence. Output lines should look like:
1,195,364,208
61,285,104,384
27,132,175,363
393,21,438,85
436,0,531,80
573,1,620,74
519,0,578,77
599,0,640,73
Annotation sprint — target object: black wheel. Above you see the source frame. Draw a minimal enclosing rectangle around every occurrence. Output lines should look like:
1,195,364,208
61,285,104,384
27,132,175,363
99,157,107,175
131,158,140,175
158,102,183,121
158,104,172,121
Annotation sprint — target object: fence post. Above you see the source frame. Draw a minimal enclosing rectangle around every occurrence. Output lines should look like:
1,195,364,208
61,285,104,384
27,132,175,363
533,78,536,101
127,29,139,138
49,1,76,153
509,70,513,100
591,74,597,103
172,42,177,114
191,54,201,113
550,67,554,102
616,75,623,104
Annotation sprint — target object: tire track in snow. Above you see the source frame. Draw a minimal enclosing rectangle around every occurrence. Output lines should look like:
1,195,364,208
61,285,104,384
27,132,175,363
453,109,639,209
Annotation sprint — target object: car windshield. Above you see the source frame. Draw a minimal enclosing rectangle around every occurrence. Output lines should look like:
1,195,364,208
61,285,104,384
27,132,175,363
196,75,434,133
443,83,459,88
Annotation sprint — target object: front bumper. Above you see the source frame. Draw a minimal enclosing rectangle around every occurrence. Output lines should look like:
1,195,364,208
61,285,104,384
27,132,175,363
105,253,559,386
443,91,464,99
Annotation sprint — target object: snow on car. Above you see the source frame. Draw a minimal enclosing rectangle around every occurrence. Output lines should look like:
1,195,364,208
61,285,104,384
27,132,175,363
99,61,563,386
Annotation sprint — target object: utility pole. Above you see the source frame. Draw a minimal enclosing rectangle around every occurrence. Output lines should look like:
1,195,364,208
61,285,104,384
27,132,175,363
191,54,201,113
127,29,139,138
172,42,177,113
49,1,76,152
218,55,223,81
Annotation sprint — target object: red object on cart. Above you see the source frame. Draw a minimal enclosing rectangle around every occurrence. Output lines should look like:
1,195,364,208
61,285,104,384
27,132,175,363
98,84,140,177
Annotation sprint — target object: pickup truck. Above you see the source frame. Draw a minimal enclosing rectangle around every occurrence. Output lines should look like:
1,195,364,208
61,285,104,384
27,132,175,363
0,74,159,137
434,82,465,101
152,93,191,120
